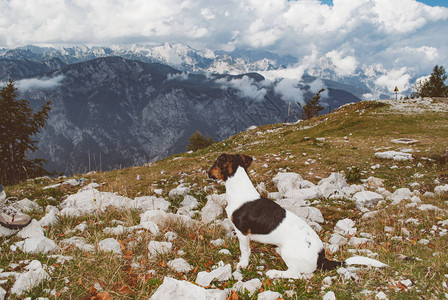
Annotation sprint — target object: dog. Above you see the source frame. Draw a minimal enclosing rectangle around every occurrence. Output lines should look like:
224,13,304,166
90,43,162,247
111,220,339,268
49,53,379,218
208,153,386,279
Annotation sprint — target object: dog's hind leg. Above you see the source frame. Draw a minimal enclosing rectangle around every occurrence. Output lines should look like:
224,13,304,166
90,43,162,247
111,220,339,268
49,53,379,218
236,232,251,269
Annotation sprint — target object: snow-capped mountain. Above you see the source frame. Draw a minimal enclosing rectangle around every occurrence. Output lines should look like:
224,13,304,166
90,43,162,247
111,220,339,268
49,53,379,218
1,43,415,99
0,43,296,76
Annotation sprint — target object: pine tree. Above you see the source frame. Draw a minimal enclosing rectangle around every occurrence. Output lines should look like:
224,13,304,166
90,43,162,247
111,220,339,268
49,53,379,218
0,80,51,185
413,65,448,98
187,131,214,152
297,88,325,120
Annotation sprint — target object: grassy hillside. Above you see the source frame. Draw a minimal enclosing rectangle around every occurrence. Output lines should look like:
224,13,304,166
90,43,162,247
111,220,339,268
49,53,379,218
1,98,448,299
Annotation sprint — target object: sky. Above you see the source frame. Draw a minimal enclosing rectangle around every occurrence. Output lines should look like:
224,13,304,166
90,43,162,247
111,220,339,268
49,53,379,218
0,0,447,96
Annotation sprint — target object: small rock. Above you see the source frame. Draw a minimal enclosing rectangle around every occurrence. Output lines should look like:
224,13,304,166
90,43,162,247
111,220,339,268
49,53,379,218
164,231,178,242
389,188,413,205
99,238,122,255
13,199,42,213
349,237,371,247
375,291,388,299
11,260,50,296
148,241,172,257
435,184,448,195
323,291,336,300
201,201,223,224
17,220,45,239
15,236,57,254
258,290,282,300
329,233,348,246
334,218,357,236
218,249,231,255
210,238,225,247
149,277,227,300
232,278,262,296
168,184,190,198
195,264,232,286
167,258,192,273
353,191,383,210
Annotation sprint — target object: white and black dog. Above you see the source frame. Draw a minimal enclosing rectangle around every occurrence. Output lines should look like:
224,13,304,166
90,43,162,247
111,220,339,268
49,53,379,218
208,153,386,279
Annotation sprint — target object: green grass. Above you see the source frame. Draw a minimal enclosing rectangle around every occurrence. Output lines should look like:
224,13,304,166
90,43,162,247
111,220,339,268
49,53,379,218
1,100,448,299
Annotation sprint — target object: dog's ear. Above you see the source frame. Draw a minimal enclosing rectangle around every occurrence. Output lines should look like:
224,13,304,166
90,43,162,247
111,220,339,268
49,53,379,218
238,154,253,171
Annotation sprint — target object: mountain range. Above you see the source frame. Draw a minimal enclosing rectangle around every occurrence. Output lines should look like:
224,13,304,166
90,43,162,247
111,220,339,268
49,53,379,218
1,44,362,175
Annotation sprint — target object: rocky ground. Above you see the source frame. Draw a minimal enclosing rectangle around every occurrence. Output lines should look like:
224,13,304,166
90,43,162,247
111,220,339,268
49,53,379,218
0,98,447,299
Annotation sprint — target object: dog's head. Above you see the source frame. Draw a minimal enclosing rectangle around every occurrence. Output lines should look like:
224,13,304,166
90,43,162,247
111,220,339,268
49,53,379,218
208,153,253,181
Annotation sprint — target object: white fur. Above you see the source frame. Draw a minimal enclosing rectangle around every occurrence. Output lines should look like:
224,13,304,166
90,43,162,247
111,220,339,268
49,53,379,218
224,166,387,279
225,166,323,278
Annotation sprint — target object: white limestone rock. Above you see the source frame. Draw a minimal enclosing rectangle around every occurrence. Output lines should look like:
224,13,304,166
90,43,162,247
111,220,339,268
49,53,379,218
349,237,372,247
195,264,232,287
389,188,413,205
375,151,413,161
0,225,18,237
435,184,448,195
38,206,59,227
60,236,95,252
180,195,199,210
318,173,349,198
258,290,283,300
17,219,45,239
167,258,193,273
133,196,170,211
140,210,196,228
11,260,50,296
232,278,262,296
12,199,42,213
352,191,383,210
334,219,357,236
323,291,336,300
148,241,172,257
201,201,223,224
150,277,227,300
15,236,57,254
168,184,190,198
206,193,227,207
98,238,122,255
329,233,348,246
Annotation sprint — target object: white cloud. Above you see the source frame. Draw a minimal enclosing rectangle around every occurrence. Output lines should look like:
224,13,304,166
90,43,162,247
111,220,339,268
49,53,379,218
273,78,304,104
218,76,267,101
17,75,65,90
325,50,358,77
374,67,412,92
0,0,447,97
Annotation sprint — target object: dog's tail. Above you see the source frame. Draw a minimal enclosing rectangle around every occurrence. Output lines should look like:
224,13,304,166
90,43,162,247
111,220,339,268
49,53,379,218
316,249,343,271
317,249,388,271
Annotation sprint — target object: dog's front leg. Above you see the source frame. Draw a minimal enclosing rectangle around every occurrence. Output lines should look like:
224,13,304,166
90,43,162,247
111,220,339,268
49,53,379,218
236,232,251,269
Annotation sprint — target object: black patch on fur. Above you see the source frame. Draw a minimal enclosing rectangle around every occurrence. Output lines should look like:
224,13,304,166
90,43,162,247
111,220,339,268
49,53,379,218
231,197,286,235
316,248,343,271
